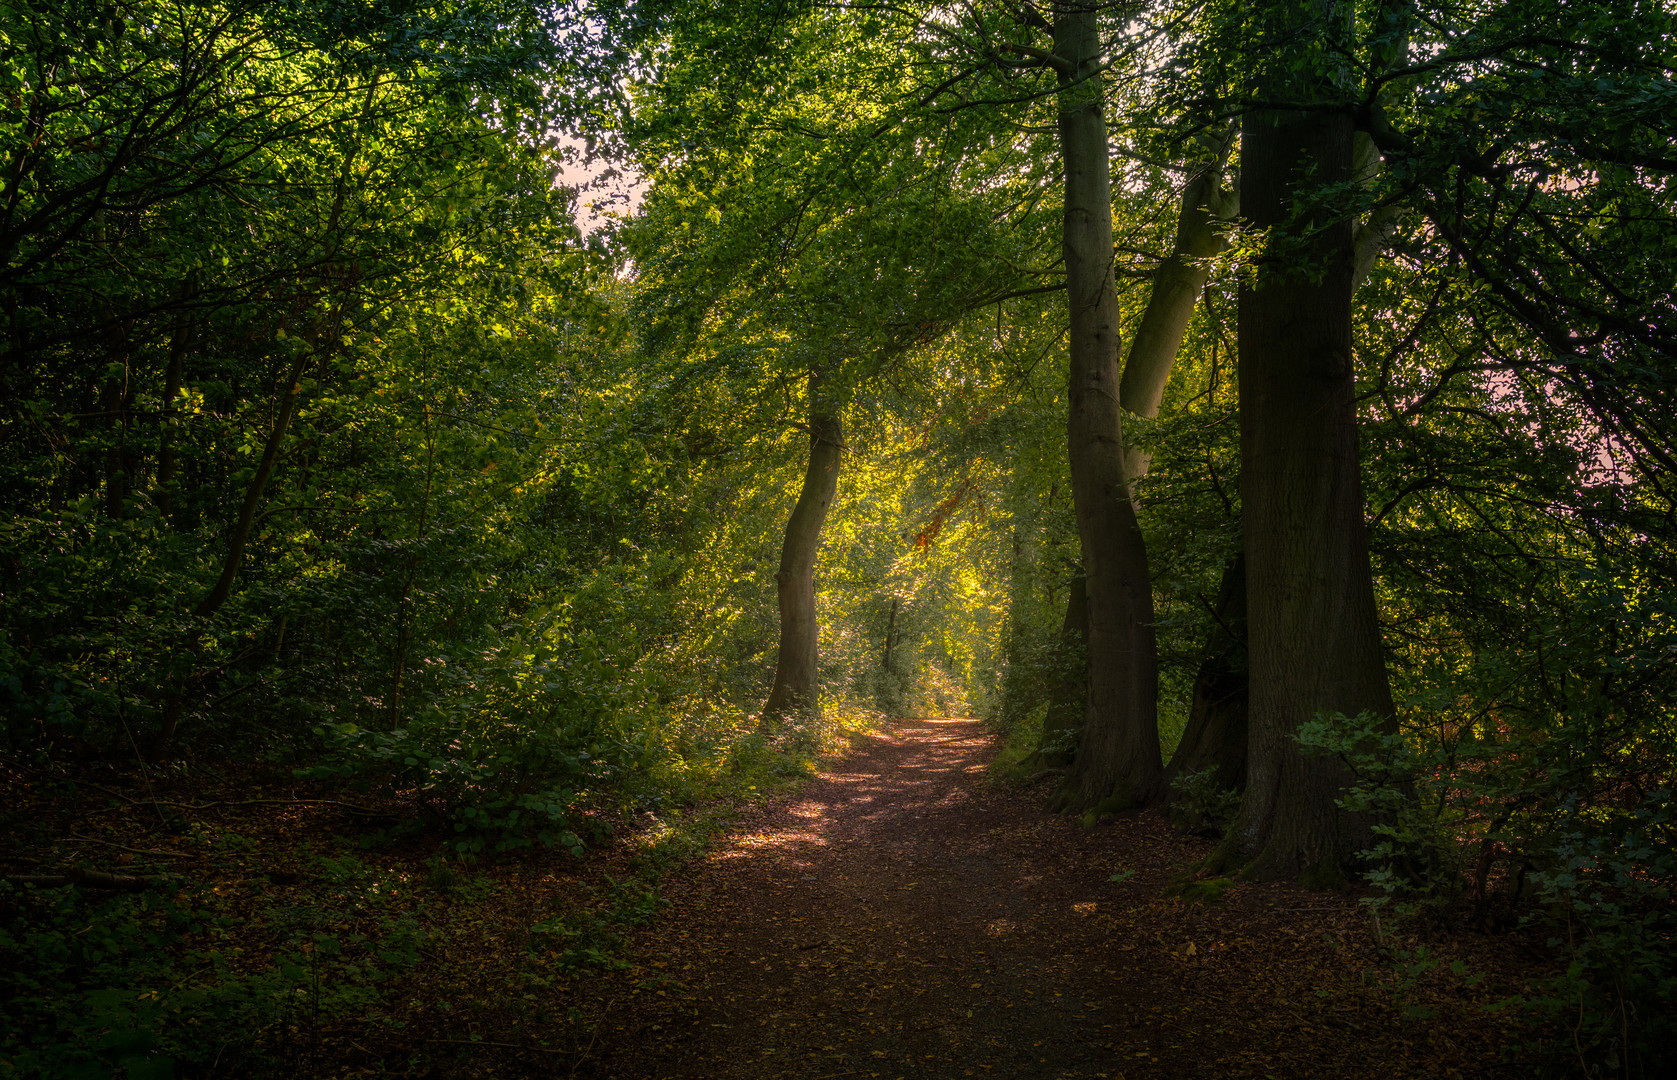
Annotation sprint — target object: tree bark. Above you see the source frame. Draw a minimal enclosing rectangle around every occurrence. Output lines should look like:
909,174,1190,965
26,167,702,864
1039,138,1236,786
100,314,132,519
1351,132,1400,290
1033,573,1087,768
1151,24,1400,813
762,370,843,725
1164,552,1247,793
1119,137,1236,483
1350,0,1412,291
882,595,899,672
1215,100,1396,884
151,346,311,756
1053,6,1163,811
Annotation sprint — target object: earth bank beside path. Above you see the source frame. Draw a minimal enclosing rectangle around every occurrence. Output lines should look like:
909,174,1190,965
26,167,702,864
580,718,1514,1079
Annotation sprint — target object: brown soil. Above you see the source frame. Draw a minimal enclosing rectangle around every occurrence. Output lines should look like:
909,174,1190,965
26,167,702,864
581,718,1520,1079
3,719,1536,1079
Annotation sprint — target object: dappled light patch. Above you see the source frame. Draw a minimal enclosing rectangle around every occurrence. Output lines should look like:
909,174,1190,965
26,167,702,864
565,718,1542,1079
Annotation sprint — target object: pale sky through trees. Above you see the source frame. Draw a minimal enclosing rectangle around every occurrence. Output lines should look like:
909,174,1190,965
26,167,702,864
556,135,646,233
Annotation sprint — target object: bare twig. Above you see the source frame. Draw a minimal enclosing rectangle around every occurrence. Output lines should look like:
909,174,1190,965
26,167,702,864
63,832,193,858
5,867,179,890
424,1038,571,1056
86,789,383,816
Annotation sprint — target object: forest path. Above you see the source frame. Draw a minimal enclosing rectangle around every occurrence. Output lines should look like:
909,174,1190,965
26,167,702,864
584,718,1506,1079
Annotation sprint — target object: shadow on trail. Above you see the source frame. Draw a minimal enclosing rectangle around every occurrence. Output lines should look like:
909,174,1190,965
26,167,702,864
584,719,1512,1080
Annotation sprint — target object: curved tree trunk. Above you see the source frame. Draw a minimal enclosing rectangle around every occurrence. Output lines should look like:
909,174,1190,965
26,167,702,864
1039,136,1235,774
195,349,311,619
1054,6,1163,811
1117,144,1246,806
1215,98,1396,884
1119,137,1237,484
762,370,843,726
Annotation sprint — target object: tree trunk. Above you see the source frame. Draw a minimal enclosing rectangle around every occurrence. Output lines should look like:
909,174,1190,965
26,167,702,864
1351,132,1400,290
1164,552,1247,793
1350,0,1412,291
1215,100,1396,884
101,315,131,520
762,370,843,726
1053,5,1163,811
152,346,312,756
194,349,311,620
882,595,899,672
1148,76,1394,815
1033,573,1087,768
1119,137,1236,483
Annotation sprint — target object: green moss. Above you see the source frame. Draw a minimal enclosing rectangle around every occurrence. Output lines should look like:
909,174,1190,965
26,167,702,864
1092,792,1130,816
1076,790,1130,828
1166,876,1234,904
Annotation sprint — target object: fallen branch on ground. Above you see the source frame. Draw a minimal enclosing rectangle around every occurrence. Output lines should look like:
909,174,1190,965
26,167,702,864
4,867,179,890
87,784,383,816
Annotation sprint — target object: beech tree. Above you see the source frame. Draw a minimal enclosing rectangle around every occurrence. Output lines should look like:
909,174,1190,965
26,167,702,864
5,2,1676,1068
761,368,844,722
1216,6,1397,880
620,2,1047,726
603,0,1677,901
851,0,1177,810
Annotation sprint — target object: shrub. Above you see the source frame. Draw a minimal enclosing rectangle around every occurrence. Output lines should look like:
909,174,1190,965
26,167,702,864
1167,766,1240,837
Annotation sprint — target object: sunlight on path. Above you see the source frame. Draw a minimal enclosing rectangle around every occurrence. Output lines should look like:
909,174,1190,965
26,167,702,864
609,718,1132,1079
584,719,1508,1080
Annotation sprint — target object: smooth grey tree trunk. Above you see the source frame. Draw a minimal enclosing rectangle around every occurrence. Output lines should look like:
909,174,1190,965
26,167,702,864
762,370,843,726
1215,99,1396,884
1053,6,1163,811
1037,139,1235,773
1119,139,1236,484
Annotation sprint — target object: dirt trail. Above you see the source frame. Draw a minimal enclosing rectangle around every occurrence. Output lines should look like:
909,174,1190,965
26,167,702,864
584,719,1511,1079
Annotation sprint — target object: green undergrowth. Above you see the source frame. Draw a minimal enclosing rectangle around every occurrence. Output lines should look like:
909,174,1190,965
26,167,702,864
986,703,1049,785
1,853,428,1080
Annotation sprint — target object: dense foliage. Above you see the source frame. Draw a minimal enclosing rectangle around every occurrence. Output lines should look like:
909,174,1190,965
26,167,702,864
3,0,1674,1076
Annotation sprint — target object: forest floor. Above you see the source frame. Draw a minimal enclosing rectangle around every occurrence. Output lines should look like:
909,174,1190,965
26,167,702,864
2,718,1550,1079
564,718,1530,1080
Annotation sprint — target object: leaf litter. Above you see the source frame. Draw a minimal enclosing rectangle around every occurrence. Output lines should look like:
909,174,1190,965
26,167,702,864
2,720,1549,1078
